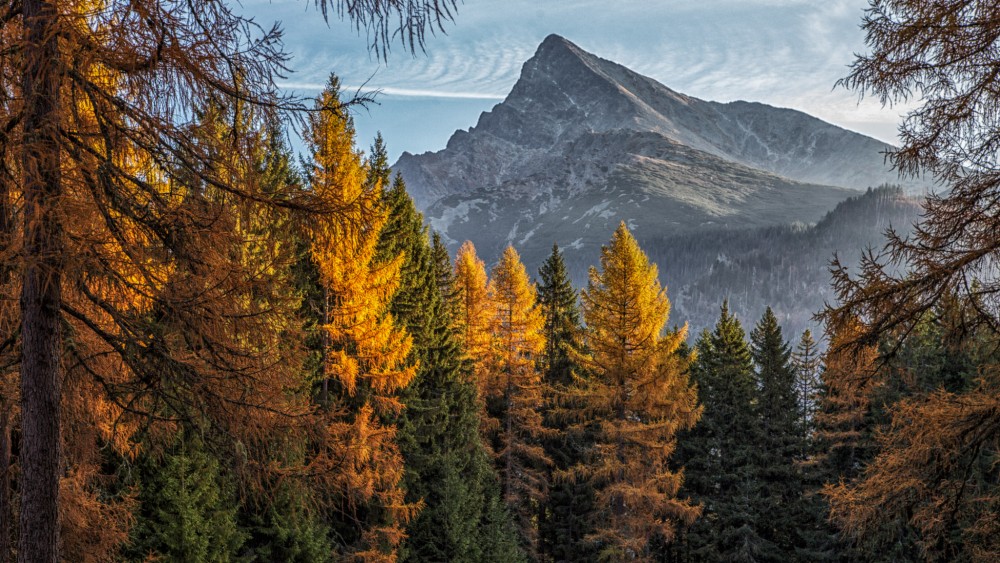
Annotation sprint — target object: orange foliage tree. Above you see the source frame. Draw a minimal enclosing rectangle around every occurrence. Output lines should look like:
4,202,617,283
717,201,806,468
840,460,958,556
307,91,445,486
0,0,459,558
304,75,418,561
484,246,550,555
452,242,493,405
824,2,1000,558
566,223,701,561
813,319,880,484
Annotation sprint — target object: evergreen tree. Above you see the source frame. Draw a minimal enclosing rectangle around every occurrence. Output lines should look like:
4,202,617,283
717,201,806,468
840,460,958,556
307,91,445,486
127,433,245,562
750,308,806,559
567,223,701,562
676,302,770,562
537,244,580,386
792,330,822,442
375,176,523,562
431,233,459,322
535,245,595,562
237,484,332,563
236,126,333,563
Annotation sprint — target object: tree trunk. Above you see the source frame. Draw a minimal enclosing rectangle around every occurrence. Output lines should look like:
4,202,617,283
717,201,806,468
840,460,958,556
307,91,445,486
0,81,13,563
19,0,64,559
0,409,10,563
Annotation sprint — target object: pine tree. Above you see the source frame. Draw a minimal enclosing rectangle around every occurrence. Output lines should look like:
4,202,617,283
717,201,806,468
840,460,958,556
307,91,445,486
567,223,701,562
750,308,805,559
789,329,839,562
535,245,594,562
484,246,550,557
430,233,459,322
237,483,332,563
676,302,770,562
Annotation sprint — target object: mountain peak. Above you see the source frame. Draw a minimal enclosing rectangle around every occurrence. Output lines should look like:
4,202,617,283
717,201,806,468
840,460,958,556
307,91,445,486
539,33,574,48
393,36,929,208
534,34,587,60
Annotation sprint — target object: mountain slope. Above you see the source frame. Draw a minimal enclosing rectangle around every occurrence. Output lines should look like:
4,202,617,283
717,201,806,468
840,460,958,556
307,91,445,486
392,35,927,338
425,129,855,272
395,34,928,211
640,186,921,338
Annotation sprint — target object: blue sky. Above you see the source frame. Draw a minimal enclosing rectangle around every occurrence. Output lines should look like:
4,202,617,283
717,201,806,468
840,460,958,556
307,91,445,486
242,0,905,162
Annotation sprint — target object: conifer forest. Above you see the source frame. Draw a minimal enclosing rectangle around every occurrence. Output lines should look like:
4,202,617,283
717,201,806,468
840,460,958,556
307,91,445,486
0,0,998,561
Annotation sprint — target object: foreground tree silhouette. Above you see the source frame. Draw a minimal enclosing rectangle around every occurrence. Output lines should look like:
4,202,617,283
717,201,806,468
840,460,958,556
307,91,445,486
2,0,458,559
824,2,1000,558
566,223,701,561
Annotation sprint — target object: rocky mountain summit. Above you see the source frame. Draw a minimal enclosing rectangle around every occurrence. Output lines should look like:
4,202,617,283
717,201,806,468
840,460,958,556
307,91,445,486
393,34,926,277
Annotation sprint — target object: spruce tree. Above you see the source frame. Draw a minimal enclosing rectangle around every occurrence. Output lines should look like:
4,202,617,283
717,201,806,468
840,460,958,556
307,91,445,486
237,484,332,563
535,245,595,562
750,308,805,559
792,330,822,444
374,176,523,562
127,433,245,562
676,302,771,562
537,244,580,386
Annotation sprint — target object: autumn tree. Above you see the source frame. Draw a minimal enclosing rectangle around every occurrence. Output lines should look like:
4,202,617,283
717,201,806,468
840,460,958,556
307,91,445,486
821,310,996,560
452,241,493,410
305,76,417,560
803,319,882,561
1,0,460,559
824,3,1000,558
482,246,550,557
566,223,701,561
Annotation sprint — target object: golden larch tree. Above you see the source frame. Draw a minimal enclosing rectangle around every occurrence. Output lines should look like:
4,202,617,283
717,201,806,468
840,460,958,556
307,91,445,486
305,76,418,561
452,241,493,398
813,318,880,484
567,222,701,562
2,0,459,556
484,245,550,556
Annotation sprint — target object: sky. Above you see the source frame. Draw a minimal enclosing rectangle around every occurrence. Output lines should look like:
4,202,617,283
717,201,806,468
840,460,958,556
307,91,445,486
241,0,907,163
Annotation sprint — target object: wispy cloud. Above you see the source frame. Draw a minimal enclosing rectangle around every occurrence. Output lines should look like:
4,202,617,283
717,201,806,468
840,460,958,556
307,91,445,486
279,82,505,99
244,0,903,157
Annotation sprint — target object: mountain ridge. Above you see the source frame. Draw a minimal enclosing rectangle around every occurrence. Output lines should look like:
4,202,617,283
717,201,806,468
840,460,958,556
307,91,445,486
395,34,928,210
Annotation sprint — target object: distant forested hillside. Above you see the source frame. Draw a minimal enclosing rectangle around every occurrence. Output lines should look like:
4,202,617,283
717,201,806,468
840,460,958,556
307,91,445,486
561,186,922,339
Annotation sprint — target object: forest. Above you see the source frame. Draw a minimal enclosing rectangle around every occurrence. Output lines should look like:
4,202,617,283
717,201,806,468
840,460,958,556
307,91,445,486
1,0,999,562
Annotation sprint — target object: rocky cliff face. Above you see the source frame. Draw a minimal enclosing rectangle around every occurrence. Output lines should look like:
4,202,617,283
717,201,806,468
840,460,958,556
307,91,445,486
392,34,925,273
